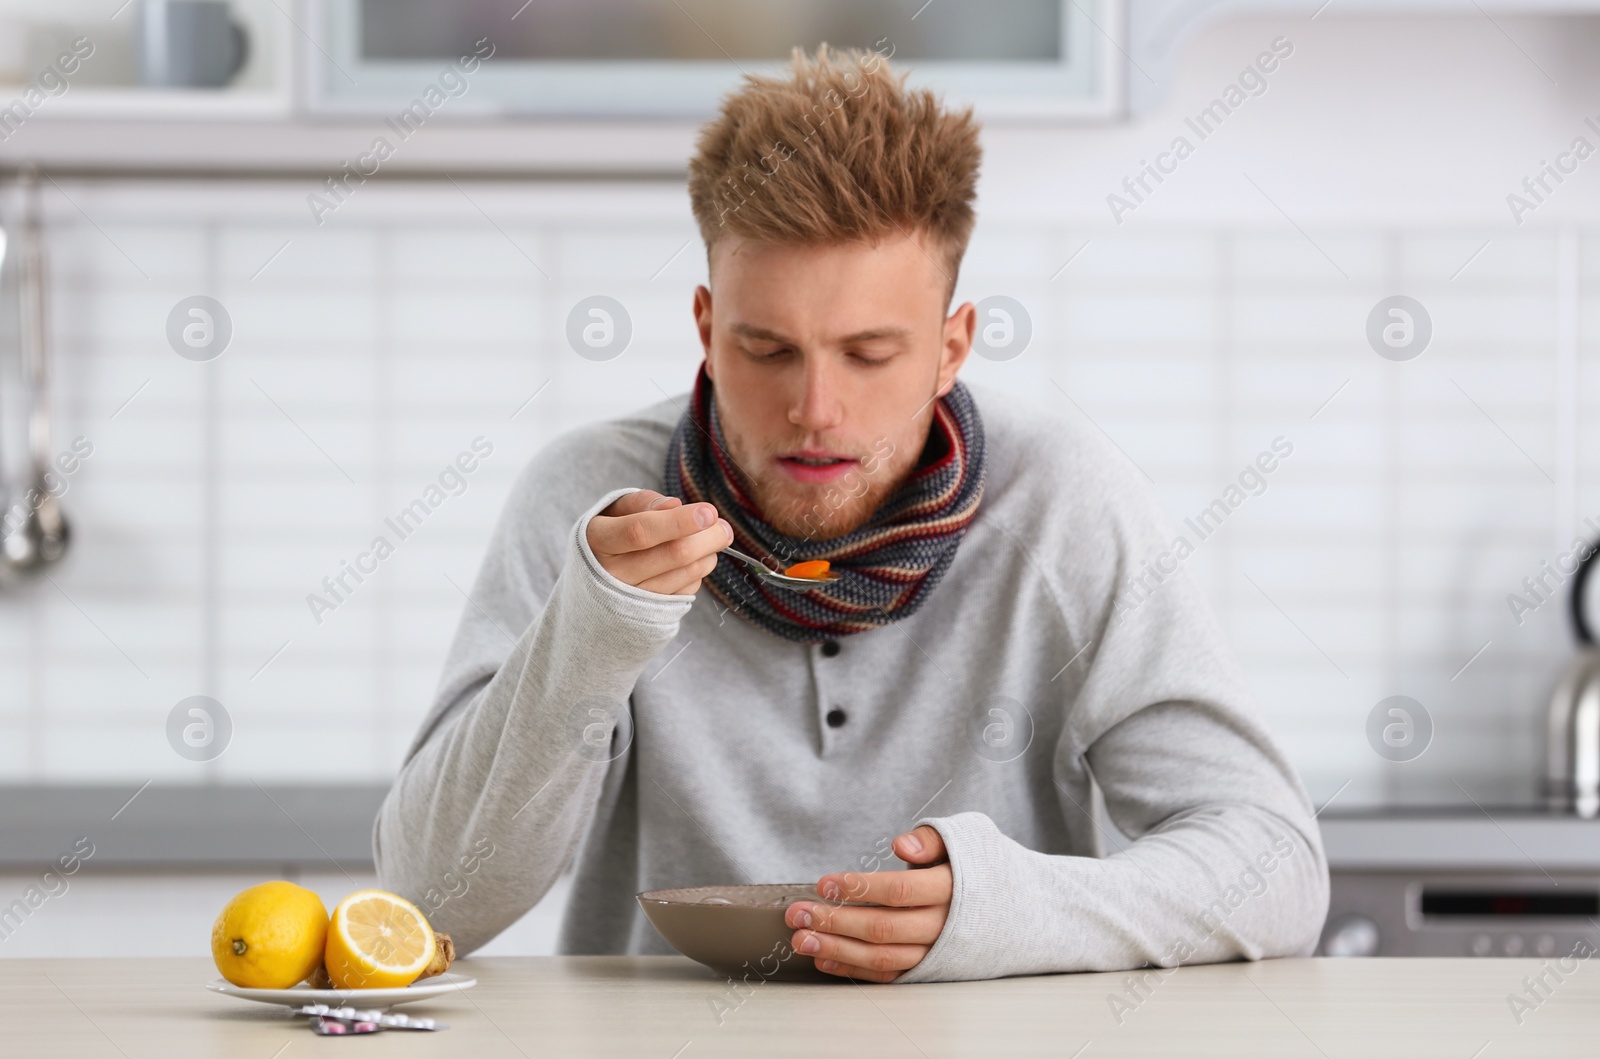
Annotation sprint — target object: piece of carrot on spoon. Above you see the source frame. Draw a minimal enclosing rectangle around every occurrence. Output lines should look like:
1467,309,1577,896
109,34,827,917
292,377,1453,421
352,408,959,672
783,560,832,580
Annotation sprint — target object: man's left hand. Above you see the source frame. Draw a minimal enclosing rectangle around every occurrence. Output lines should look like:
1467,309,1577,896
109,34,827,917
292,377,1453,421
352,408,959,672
784,825,952,983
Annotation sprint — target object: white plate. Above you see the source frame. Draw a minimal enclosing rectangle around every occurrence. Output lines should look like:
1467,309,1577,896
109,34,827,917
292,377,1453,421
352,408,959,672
206,971,477,1009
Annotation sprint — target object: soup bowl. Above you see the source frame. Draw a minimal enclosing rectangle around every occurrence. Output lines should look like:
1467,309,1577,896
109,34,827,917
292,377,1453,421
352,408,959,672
637,883,871,982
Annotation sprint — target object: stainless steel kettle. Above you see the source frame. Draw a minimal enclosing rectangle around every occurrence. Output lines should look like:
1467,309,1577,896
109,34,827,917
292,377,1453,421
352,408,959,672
1545,540,1600,816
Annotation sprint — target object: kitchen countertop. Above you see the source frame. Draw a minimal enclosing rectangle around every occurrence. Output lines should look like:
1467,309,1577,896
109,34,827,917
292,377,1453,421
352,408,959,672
0,785,386,871
6,955,1593,1057
1317,809,1600,871
10,782,1599,874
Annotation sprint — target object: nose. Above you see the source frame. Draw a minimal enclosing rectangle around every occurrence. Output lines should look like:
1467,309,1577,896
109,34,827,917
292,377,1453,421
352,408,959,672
788,356,844,435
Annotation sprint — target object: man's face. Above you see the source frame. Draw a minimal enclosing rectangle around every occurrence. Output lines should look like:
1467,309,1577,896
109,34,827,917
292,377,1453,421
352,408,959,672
693,233,975,542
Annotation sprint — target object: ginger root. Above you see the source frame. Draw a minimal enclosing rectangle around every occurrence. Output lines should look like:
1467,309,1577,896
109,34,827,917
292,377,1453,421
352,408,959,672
418,932,455,979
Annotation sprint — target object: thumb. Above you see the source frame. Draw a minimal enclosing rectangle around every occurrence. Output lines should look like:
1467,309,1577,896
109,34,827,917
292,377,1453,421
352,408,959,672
893,825,946,866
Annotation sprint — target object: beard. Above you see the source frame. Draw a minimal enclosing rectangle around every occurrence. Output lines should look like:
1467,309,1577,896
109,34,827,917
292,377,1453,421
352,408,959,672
715,405,927,543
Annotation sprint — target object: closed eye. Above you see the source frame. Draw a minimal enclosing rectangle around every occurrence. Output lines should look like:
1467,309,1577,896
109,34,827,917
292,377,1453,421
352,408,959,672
850,350,897,366
745,345,793,361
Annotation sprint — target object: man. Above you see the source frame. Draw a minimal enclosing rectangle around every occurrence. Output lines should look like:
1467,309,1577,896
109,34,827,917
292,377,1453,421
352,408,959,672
375,46,1328,984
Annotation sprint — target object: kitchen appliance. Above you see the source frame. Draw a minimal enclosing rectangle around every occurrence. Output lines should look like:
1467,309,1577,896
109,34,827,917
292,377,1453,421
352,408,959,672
1318,812,1600,957
1323,870,1599,958
1318,548,1600,958
1545,537,1600,817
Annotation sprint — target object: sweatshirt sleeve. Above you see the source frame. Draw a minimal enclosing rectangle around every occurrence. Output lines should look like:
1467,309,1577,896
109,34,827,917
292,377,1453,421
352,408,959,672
896,703,1329,983
372,484,693,955
895,434,1329,984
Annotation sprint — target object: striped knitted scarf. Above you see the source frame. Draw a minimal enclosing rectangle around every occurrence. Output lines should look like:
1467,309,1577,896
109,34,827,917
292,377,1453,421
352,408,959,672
662,365,986,644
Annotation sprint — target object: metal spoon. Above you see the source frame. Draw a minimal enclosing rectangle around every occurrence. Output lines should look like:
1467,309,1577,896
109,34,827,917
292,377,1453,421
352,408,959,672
4,169,69,572
720,546,840,591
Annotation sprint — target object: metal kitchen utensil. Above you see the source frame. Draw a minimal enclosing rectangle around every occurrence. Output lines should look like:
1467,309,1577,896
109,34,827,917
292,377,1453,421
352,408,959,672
720,545,840,590
1545,537,1600,816
3,168,70,572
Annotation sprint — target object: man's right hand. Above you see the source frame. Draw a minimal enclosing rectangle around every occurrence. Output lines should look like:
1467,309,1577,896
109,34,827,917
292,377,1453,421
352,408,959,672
585,489,733,596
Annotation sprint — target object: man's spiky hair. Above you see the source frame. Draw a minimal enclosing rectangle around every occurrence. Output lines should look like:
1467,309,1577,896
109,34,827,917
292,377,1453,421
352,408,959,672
687,44,982,298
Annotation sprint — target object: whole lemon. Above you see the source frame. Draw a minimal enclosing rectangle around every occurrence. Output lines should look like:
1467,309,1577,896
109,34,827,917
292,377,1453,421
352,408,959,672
211,881,329,989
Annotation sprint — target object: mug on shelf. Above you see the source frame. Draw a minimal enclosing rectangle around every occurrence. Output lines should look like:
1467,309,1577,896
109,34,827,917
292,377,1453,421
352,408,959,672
135,0,249,88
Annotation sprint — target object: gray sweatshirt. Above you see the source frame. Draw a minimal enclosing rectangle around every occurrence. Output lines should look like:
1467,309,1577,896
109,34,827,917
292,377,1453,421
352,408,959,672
373,383,1330,983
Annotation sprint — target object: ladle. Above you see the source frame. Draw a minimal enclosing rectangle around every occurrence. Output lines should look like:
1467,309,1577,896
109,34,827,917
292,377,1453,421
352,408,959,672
3,168,69,572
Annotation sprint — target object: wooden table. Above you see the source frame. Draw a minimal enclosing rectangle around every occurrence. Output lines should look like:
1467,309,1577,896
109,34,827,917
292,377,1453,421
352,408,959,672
3,956,1595,1057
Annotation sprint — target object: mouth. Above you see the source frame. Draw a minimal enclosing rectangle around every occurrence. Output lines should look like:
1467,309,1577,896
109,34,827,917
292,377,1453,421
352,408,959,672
775,450,859,484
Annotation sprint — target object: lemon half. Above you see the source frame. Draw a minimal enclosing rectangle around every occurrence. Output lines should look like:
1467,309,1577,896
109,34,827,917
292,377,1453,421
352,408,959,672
324,889,436,990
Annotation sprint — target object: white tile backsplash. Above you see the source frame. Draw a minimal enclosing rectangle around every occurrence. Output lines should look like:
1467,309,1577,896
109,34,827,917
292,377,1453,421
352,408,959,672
0,868,572,958
1,178,1594,812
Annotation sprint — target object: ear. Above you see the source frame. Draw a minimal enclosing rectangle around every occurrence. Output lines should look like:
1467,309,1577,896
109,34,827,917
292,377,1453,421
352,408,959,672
935,301,976,397
693,284,715,377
